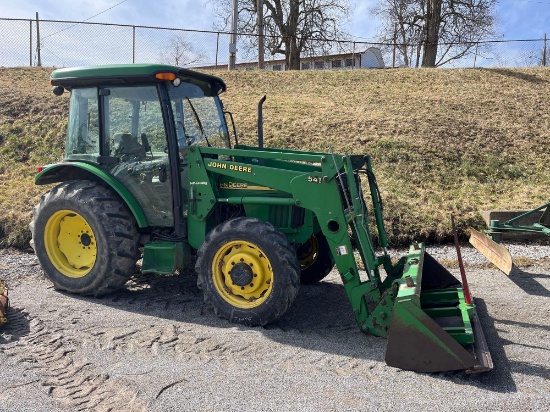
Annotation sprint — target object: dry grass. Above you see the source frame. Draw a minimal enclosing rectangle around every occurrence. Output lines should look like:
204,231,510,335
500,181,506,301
1,67,549,248
0,68,68,248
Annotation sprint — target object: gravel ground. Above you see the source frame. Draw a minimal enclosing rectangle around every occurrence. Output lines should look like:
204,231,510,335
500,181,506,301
1,244,549,411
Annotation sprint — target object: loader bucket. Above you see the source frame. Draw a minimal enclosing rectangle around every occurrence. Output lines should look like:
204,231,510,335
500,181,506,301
469,228,514,275
385,246,493,373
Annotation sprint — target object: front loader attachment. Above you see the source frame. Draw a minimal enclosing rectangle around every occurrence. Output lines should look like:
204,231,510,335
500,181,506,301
331,154,493,373
469,228,514,275
385,246,493,373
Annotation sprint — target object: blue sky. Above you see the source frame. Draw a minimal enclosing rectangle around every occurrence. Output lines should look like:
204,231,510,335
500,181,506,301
1,0,549,41
0,0,548,67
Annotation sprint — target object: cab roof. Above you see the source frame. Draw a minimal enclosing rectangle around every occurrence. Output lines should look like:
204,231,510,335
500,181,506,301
50,64,226,96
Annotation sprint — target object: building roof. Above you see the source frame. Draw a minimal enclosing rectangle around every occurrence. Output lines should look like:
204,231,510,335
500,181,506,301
194,47,384,70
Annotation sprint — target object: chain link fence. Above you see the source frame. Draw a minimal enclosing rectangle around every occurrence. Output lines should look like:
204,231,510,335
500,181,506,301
0,18,231,68
0,17,547,69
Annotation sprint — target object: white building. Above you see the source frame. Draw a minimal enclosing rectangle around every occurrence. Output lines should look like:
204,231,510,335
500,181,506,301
196,48,385,71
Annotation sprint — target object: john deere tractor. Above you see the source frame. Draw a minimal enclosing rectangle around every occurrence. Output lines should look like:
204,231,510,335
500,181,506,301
31,64,492,373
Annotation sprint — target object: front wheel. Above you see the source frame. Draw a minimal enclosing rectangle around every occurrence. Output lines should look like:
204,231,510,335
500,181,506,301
30,180,140,295
196,217,300,326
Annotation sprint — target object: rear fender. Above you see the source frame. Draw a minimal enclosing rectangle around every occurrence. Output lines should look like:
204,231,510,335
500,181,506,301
35,163,149,228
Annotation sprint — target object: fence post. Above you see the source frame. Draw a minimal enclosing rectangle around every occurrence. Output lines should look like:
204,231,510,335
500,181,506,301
132,26,136,63
29,20,33,66
35,12,41,67
543,33,547,67
215,32,220,68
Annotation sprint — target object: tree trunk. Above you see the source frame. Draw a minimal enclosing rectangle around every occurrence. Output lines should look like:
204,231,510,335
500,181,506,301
421,0,442,67
286,0,300,70
288,36,300,70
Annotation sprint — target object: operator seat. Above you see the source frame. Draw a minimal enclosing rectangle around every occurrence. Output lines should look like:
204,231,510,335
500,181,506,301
113,133,145,158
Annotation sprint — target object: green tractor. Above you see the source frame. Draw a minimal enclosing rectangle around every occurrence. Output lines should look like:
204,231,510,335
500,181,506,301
31,64,492,373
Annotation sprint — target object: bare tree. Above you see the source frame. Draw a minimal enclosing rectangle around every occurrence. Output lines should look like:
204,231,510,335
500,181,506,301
158,34,204,66
215,0,350,70
372,0,424,67
374,0,497,67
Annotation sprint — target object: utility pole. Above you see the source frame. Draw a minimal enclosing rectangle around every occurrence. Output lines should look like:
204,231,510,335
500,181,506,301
257,0,264,69
229,0,238,70
36,12,42,67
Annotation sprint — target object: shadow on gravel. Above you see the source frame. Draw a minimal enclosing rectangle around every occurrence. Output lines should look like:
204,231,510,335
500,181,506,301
66,272,387,364
508,268,550,297
0,308,31,344
492,316,550,377
267,279,387,362
440,299,550,391
62,273,533,390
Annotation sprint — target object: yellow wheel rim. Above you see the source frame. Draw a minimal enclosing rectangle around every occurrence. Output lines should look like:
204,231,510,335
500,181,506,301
297,235,319,270
44,210,97,278
212,240,273,309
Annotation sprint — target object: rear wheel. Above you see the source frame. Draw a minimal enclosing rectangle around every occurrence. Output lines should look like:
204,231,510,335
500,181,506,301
297,233,335,284
196,217,300,326
30,180,139,295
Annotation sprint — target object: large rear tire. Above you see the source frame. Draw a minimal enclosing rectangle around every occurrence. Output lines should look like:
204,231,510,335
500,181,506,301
297,233,335,284
196,217,300,326
30,180,140,295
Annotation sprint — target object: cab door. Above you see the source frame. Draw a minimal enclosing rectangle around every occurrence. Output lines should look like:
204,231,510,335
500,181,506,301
102,85,174,227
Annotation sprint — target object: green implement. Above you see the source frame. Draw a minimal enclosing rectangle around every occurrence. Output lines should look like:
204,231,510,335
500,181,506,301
487,203,550,240
470,203,550,274
31,64,493,373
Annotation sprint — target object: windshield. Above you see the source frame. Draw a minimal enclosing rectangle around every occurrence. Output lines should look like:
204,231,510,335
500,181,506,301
168,82,231,150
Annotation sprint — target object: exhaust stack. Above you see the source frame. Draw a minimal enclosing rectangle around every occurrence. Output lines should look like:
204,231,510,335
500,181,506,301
257,95,266,150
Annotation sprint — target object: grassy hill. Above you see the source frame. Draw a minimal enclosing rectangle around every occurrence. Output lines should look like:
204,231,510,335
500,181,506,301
1,66,549,249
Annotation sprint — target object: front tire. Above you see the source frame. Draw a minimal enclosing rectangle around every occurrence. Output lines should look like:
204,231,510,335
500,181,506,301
196,217,300,326
297,233,335,284
30,180,139,295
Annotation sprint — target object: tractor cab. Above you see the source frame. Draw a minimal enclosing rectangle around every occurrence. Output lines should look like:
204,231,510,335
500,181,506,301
46,64,232,229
